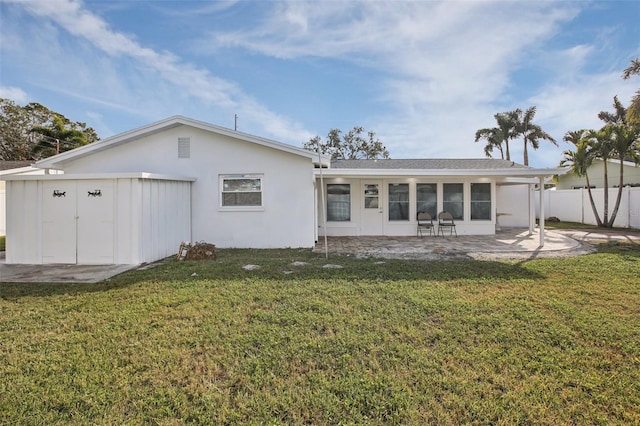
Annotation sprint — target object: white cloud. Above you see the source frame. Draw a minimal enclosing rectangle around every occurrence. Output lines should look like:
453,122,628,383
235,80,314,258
0,86,29,104
2,0,635,169
4,0,311,143
198,1,585,165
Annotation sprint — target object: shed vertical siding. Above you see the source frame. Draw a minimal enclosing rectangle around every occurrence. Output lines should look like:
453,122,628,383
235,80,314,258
115,178,135,264
137,179,191,263
6,180,41,263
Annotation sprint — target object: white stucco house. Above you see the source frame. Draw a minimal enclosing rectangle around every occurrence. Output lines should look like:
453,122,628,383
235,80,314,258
1,116,566,265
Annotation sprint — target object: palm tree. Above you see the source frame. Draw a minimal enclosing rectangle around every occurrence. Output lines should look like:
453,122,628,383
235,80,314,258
475,127,505,159
560,130,602,226
598,96,627,125
608,123,640,225
622,57,640,125
586,126,616,226
512,106,557,166
474,112,515,160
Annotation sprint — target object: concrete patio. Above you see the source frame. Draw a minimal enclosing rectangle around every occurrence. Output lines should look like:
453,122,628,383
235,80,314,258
312,227,631,260
1,227,637,283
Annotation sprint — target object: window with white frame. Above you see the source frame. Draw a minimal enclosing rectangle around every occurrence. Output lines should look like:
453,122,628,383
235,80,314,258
471,183,491,220
388,183,409,221
416,183,437,219
443,183,464,220
221,175,262,207
327,184,351,221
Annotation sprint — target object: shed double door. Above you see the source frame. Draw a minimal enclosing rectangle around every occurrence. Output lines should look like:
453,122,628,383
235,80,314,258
42,180,114,264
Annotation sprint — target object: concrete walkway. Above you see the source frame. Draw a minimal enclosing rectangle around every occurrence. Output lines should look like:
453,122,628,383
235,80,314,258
313,227,638,261
0,253,138,283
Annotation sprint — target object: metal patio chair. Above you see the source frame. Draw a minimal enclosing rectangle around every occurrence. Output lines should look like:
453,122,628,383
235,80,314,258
438,211,457,237
417,212,435,237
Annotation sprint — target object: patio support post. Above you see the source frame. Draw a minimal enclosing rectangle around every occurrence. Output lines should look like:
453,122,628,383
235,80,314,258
318,150,328,259
528,183,535,235
539,176,545,247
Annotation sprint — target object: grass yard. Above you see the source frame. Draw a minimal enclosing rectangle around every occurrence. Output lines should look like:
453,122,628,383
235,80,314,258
1,243,639,425
543,220,640,232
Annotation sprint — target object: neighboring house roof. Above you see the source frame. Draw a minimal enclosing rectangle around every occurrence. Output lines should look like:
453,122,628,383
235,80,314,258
0,161,33,171
35,115,331,170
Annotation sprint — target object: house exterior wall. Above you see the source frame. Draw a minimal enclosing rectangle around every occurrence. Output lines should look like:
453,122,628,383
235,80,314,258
317,177,505,236
495,185,531,227
5,177,191,264
59,125,316,248
0,186,5,236
556,160,640,189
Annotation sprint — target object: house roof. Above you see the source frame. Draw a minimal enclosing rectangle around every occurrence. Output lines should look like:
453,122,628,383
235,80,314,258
0,160,33,171
35,115,331,169
331,159,530,170
317,158,567,182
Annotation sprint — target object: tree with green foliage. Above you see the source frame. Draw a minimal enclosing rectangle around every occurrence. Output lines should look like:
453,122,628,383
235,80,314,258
592,98,640,227
510,106,557,166
607,122,640,225
622,57,640,125
560,129,601,226
0,98,99,160
474,112,515,160
30,114,97,158
562,97,640,228
304,126,390,160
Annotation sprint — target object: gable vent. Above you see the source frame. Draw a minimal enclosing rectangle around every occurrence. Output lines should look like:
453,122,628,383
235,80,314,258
178,137,190,158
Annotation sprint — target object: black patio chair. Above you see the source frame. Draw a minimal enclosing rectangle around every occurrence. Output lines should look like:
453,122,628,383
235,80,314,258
438,211,457,237
417,212,435,237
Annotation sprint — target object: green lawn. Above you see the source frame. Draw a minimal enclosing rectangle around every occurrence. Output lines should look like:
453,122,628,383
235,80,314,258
1,244,639,425
543,220,640,232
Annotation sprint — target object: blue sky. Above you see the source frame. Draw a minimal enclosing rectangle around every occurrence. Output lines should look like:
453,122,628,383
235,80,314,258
1,0,638,168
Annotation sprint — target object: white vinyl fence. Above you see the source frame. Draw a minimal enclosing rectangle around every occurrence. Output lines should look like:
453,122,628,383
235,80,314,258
536,187,640,229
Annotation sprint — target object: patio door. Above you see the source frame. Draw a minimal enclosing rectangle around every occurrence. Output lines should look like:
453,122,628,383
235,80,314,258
360,181,383,235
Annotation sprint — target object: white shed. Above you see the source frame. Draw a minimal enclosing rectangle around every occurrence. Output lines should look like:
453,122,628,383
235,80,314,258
4,173,193,264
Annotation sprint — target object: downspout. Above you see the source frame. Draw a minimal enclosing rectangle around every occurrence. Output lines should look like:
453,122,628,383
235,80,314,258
539,176,545,247
528,183,534,235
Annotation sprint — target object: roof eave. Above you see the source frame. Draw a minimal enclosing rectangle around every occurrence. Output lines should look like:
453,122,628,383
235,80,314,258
2,172,197,182
314,167,568,178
